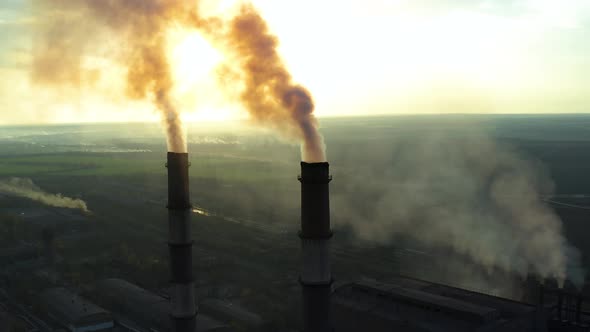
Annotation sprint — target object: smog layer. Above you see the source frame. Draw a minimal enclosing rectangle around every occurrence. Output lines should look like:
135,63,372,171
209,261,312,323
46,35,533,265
331,129,582,285
1,117,586,291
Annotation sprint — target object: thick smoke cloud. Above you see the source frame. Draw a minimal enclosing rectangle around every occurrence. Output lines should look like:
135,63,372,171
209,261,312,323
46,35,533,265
30,6,100,87
31,0,200,153
31,1,326,159
0,178,89,212
331,131,583,286
205,5,326,162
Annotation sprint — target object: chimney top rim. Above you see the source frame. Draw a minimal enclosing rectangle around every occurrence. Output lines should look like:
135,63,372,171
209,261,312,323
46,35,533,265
167,151,189,156
300,161,329,166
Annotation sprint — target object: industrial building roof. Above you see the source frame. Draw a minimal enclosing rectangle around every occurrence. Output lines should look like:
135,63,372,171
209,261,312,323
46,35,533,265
334,277,538,327
200,299,264,328
39,287,113,328
421,283,535,318
352,280,500,323
333,277,550,332
384,275,537,317
0,308,10,331
94,278,232,332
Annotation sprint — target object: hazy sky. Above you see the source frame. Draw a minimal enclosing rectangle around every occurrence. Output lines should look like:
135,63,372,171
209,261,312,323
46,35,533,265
0,0,589,125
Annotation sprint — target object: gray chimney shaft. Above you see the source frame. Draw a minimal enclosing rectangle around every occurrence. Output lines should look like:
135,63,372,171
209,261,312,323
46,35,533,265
167,152,196,332
299,161,333,332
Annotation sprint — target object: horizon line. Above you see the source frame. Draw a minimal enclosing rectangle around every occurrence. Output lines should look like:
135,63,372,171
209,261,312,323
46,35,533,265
2,112,590,127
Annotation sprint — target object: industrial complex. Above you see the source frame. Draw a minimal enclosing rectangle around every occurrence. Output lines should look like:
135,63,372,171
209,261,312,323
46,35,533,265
39,287,114,332
1,151,590,332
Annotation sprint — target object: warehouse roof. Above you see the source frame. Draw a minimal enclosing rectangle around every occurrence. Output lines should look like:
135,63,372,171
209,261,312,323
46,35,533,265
39,287,112,327
95,278,232,332
351,280,499,323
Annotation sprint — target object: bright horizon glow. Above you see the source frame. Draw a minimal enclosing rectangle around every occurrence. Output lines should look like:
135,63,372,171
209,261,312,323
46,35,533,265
0,0,589,125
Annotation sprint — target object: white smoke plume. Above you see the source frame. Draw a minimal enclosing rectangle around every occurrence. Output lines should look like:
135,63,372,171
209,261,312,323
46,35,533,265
332,130,583,286
0,178,89,212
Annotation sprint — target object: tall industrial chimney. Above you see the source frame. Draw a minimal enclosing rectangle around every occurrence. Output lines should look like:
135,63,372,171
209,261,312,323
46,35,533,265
298,162,332,332
167,152,196,332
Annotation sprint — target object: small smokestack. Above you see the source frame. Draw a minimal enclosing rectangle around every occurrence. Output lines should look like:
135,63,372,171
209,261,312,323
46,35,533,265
298,162,332,332
166,152,196,332
42,227,56,265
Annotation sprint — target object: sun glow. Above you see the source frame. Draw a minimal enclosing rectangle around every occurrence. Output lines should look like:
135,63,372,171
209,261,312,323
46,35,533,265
168,29,239,122
169,30,221,89
3,0,589,125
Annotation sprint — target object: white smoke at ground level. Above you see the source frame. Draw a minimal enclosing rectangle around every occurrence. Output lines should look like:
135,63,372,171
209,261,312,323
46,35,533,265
331,131,584,286
0,177,89,212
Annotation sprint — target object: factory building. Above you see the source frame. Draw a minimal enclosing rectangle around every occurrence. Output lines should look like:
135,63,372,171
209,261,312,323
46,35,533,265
332,277,544,332
539,284,590,332
93,278,232,332
0,309,12,331
0,307,32,331
199,299,265,330
39,287,114,332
